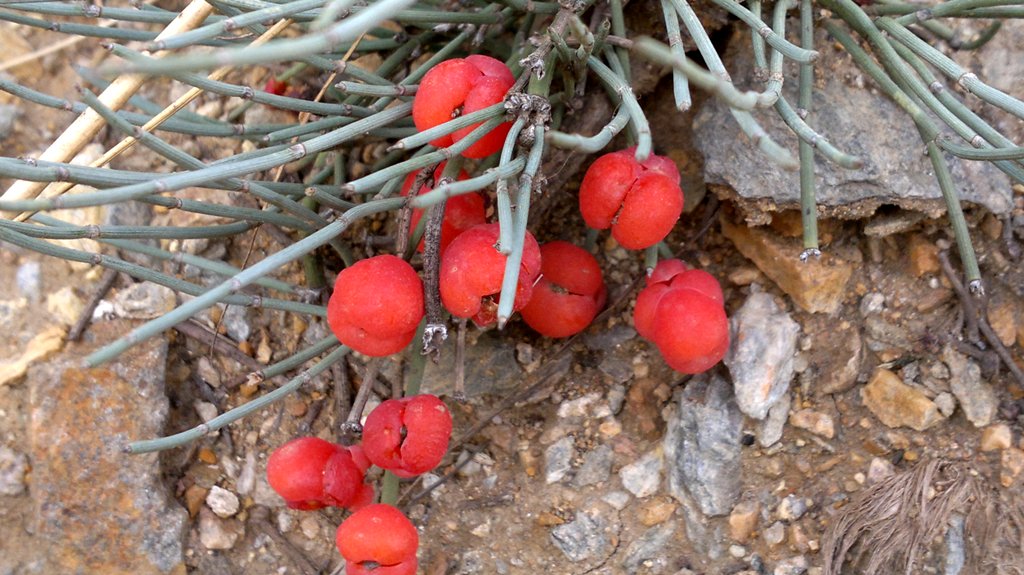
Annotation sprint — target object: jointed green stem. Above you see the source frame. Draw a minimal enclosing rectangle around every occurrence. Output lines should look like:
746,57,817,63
588,53,651,162
84,196,405,367
798,0,819,256
496,118,528,255
659,0,691,111
495,120,545,328
127,345,350,453
876,17,1024,119
709,0,819,62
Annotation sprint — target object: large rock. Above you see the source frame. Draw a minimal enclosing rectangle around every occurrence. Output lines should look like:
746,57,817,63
696,29,1012,223
724,290,801,419
27,319,187,574
664,373,743,517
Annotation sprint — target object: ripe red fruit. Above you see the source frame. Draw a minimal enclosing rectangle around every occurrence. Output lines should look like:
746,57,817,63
327,255,425,356
263,77,288,96
266,437,373,510
633,259,729,374
634,260,725,340
520,241,607,337
336,504,418,575
578,148,684,249
362,394,452,478
400,163,486,254
439,223,542,327
412,55,514,159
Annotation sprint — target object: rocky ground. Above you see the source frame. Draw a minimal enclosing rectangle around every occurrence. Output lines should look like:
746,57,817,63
2,12,1024,575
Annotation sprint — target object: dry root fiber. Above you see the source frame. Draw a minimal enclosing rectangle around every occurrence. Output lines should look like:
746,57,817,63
822,459,1024,575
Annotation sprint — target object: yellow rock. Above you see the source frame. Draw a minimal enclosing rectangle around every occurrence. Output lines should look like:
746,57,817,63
46,287,85,327
0,325,66,386
720,216,853,314
861,368,943,431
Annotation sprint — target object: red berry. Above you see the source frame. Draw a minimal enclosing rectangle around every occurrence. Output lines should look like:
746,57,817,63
579,148,684,249
439,223,542,327
327,255,425,356
336,504,418,575
649,288,730,373
647,258,690,286
400,163,485,254
412,55,514,159
521,241,607,338
362,394,452,478
633,282,672,341
263,77,289,96
633,260,729,374
645,259,723,303
266,437,372,510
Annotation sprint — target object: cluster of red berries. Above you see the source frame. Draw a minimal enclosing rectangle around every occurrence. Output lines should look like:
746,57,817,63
267,395,452,573
634,259,730,373
325,57,728,369
269,53,733,571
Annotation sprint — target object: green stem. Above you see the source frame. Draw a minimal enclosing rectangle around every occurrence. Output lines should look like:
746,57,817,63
127,345,350,453
798,0,818,255
85,197,405,367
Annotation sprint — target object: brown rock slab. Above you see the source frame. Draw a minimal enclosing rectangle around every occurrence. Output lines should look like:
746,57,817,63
861,368,944,431
720,216,853,314
27,319,186,574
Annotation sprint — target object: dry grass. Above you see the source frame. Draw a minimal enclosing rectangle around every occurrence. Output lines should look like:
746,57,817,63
821,459,1024,575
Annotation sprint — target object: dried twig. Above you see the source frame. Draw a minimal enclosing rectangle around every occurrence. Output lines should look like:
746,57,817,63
341,358,381,437
67,268,119,342
939,250,1024,386
248,506,319,575
0,0,215,218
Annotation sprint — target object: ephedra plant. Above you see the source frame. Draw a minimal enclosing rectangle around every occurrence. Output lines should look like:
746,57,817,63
1,0,1023,567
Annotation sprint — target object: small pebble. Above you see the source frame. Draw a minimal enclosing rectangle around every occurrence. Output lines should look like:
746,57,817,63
603,491,630,510
619,449,663,498
184,485,208,518
1001,448,1024,487
285,397,307,418
789,409,835,439
198,508,240,550
777,495,809,522
198,448,218,465
980,423,1012,452
763,521,786,547
638,497,676,526
729,500,760,543
867,457,894,484
544,436,574,484
206,486,240,518
300,516,319,539
536,512,565,526
195,401,218,423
